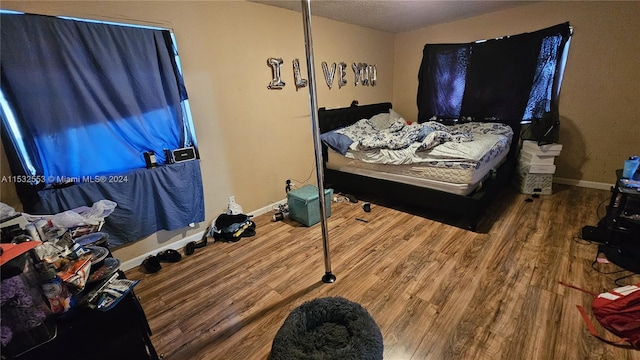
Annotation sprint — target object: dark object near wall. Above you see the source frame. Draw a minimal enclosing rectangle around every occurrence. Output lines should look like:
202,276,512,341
581,169,640,275
211,213,256,242
172,147,197,163
521,111,560,145
271,297,383,360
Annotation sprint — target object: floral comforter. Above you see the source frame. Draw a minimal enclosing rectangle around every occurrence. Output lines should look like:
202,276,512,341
321,112,513,166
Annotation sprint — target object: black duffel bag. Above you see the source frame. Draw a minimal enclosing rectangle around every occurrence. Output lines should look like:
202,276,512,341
210,213,256,242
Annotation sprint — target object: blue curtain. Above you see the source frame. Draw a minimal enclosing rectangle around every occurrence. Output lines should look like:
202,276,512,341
1,13,204,246
1,13,188,179
34,161,205,247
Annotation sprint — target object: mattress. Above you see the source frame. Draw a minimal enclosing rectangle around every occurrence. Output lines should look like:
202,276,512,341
325,128,511,196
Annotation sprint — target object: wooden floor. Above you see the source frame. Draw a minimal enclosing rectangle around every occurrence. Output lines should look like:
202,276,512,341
126,184,640,360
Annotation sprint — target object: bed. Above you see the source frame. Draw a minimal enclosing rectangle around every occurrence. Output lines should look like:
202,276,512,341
318,102,521,231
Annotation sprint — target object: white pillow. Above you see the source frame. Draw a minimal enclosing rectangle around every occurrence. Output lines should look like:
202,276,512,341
368,112,391,130
389,108,404,122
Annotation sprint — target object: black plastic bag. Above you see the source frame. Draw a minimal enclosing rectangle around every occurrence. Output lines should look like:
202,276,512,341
209,213,256,242
522,111,559,145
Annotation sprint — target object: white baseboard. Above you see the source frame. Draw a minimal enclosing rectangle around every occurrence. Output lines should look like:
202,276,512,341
119,198,287,271
119,232,204,271
553,177,611,190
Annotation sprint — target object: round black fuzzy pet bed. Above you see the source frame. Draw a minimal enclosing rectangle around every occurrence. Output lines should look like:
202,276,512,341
270,296,383,360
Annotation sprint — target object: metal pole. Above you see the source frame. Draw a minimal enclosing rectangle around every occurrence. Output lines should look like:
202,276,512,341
301,0,335,284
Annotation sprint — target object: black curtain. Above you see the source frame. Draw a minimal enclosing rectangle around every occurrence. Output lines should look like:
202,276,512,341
417,44,471,121
417,22,572,142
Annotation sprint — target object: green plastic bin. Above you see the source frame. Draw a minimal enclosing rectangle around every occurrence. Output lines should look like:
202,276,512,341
287,185,333,226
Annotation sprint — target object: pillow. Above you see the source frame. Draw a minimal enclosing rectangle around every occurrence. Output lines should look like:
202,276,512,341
368,109,408,131
367,112,391,130
320,130,353,155
389,108,403,122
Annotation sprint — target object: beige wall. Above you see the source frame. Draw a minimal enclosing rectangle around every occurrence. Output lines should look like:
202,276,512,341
393,1,640,184
3,1,638,263
0,1,394,262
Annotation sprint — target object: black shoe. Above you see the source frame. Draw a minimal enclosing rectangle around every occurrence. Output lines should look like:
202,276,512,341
142,255,161,273
157,249,181,262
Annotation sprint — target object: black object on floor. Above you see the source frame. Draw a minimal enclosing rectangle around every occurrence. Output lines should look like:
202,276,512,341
599,243,640,274
345,194,358,203
185,236,208,255
271,296,383,360
141,256,161,273
157,249,181,262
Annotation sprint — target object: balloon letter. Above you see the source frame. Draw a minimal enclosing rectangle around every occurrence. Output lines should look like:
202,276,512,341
292,58,308,91
321,61,336,89
337,62,348,89
369,64,377,86
267,57,285,90
352,63,360,86
359,63,369,86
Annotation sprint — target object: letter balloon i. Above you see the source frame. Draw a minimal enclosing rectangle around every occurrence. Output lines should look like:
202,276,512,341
267,57,286,90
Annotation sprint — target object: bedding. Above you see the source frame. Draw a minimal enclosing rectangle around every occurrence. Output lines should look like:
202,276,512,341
321,110,513,194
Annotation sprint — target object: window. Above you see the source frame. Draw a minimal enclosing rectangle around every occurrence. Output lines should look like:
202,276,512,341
523,33,572,122
1,12,204,246
417,22,572,128
1,12,197,182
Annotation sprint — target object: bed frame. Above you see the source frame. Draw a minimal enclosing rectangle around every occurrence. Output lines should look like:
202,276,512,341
318,102,521,231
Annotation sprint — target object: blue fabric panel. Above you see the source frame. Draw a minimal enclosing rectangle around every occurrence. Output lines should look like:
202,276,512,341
0,13,186,179
33,160,205,247
417,44,470,121
320,130,354,155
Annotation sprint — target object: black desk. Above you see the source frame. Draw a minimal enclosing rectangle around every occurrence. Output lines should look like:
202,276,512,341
604,170,640,240
8,272,158,360
582,169,640,273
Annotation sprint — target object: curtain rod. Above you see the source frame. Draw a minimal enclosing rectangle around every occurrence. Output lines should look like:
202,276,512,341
475,23,573,44
0,9,174,33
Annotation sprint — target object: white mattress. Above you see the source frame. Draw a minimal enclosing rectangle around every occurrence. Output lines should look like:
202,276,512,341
326,143,509,196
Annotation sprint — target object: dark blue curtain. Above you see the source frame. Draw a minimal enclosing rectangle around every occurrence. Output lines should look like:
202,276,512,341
417,44,470,121
34,161,205,247
1,13,188,179
417,22,572,141
1,13,204,247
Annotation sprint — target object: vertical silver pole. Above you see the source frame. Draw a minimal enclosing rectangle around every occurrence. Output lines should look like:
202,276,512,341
301,0,335,283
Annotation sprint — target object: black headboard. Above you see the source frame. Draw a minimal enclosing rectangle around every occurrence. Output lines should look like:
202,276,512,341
318,102,392,133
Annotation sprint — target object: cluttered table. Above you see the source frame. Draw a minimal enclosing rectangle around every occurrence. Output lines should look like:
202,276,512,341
0,202,158,360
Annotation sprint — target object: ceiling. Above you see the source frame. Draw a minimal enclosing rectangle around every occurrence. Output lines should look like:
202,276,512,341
249,1,537,34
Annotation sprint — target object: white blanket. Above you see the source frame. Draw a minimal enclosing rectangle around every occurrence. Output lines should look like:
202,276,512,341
344,122,512,165
337,118,473,152
330,111,513,166
344,133,503,165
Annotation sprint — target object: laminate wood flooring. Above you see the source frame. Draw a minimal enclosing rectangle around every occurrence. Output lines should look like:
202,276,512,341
125,185,640,360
